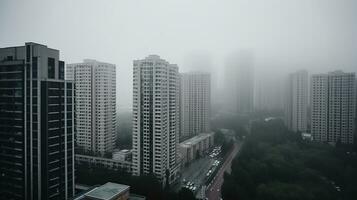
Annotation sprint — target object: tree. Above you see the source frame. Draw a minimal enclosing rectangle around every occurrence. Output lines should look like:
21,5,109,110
214,129,225,145
178,188,196,200
221,119,357,200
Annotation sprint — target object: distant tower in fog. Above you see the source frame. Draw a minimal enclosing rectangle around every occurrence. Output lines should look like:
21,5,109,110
180,72,211,139
254,72,284,112
224,51,254,113
311,71,356,144
284,70,308,132
132,55,180,185
66,59,116,155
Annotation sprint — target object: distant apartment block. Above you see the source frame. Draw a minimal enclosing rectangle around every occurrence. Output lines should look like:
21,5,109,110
284,70,309,132
0,43,75,200
180,72,211,139
224,51,254,113
311,71,356,144
132,55,180,185
254,73,284,112
66,59,116,155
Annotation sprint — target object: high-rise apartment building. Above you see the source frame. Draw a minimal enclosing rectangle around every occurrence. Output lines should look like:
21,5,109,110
224,51,254,113
311,71,356,144
254,72,285,112
132,55,180,185
66,59,116,155
284,70,308,132
180,72,211,139
0,43,75,200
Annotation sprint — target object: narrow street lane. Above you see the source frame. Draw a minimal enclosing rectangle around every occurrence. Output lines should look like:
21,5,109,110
206,142,242,200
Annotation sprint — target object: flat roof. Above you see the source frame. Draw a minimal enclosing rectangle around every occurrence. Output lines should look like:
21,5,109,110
130,194,146,200
84,182,129,200
180,132,214,147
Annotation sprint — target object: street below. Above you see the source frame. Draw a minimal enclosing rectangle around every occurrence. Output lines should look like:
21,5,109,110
206,142,242,200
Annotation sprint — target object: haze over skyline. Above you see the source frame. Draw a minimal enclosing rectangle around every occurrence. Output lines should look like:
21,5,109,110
1,0,357,111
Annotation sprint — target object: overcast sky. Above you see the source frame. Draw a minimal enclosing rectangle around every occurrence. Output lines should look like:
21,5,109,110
1,0,357,111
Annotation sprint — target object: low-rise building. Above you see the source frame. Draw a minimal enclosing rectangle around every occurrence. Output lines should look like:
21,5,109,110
179,132,214,165
112,149,132,162
301,132,313,141
74,182,146,200
77,182,129,200
76,154,132,173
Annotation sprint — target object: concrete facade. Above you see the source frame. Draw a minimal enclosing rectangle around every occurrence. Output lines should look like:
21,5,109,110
66,60,116,155
112,149,132,162
179,132,214,165
0,43,75,200
311,71,356,144
132,55,180,185
284,70,308,132
180,72,211,139
76,154,132,173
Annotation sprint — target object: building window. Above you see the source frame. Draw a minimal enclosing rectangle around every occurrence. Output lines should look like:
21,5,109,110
26,45,31,62
32,57,38,78
59,61,64,80
48,57,55,78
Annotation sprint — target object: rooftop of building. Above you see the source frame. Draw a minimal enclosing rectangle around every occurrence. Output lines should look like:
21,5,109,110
181,71,211,75
219,129,235,135
76,154,132,164
133,55,179,68
118,149,131,153
328,70,355,75
180,132,214,147
0,42,47,50
146,55,160,59
0,42,59,55
133,54,167,63
67,59,115,66
84,182,129,200
129,194,147,200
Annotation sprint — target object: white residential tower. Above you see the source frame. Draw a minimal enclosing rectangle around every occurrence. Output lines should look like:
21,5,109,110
66,59,116,155
132,55,180,185
180,72,211,139
311,71,356,144
284,70,309,132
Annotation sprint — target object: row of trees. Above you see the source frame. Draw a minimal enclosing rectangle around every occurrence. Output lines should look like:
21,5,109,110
211,113,248,139
222,119,357,200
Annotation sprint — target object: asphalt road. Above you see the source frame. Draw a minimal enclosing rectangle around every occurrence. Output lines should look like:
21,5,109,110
206,142,242,200
172,152,217,194
181,156,215,192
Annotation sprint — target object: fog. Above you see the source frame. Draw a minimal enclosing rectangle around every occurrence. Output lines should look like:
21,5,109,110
1,0,357,112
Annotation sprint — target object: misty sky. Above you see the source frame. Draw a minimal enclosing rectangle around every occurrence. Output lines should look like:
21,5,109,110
1,0,357,111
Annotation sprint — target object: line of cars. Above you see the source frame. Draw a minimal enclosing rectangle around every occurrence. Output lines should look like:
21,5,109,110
209,146,222,158
182,179,197,192
181,146,223,194
206,160,221,177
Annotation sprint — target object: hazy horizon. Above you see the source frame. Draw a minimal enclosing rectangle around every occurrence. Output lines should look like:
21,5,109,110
1,0,357,111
